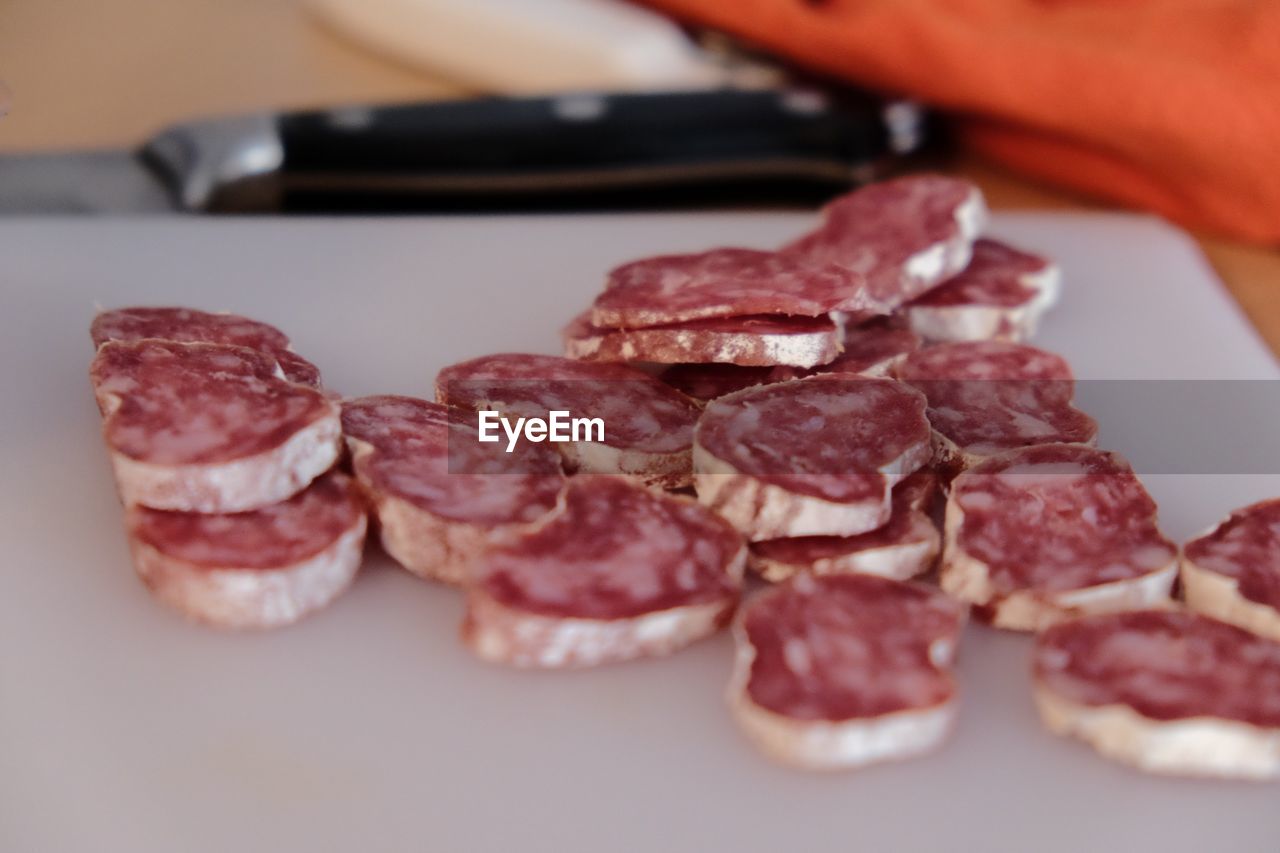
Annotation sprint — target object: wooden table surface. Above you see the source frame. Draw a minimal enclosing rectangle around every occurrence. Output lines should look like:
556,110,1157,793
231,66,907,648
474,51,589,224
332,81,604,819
2,0,1276,357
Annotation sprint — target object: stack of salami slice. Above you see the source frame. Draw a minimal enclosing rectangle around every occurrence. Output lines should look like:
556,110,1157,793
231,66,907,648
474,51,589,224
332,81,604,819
553,176,1099,600
88,308,366,629
545,174,1278,778
337,385,746,666
88,174,1280,782
339,394,566,586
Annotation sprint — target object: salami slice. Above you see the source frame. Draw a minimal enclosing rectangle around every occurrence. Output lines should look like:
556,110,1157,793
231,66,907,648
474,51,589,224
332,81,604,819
91,306,322,387
342,395,565,584
941,444,1178,631
463,476,745,668
897,339,1075,385
748,472,941,582
590,177,984,332
660,321,921,402
903,239,1061,343
125,471,366,629
694,377,931,540
782,174,987,311
1182,498,1280,641
730,573,965,770
91,340,341,513
436,353,701,488
1033,610,1280,779
896,341,1097,476
563,311,842,368
591,248,866,329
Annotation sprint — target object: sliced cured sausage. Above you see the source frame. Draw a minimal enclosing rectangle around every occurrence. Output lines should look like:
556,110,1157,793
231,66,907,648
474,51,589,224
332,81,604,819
730,573,965,770
1033,610,1280,779
91,340,341,513
463,476,745,668
782,174,987,312
659,321,920,402
590,248,866,329
694,377,931,540
1182,498,1280,641
896,341,1096,476
898,339,1075,385
748,472,941,582
91,306,322,387
436,353,701,488
941,444,1178,631
341,395,564,584
563,311,842,368
904,239,1060,343
125,471,366,629
590,176,985,332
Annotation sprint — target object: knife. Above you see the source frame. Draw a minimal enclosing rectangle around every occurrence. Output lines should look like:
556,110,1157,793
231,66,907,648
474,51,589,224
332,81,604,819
0,88,927,215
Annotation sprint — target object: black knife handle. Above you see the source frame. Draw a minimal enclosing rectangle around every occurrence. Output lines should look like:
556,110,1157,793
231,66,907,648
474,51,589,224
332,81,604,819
275,89,922,212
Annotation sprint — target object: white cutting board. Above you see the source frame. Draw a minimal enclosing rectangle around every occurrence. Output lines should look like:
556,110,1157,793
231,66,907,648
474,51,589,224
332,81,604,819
1,212,1278,853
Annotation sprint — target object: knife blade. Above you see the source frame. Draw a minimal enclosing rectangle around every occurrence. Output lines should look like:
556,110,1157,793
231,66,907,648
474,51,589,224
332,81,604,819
0,89,928,215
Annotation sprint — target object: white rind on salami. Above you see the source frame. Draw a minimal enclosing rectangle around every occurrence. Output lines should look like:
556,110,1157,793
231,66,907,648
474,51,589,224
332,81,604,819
463,476,745,668
731,684,956,772
903,239,1061,343
1181,564,1280,644
1033,610,1280,779
782,174,987,313
366,494,493,585
436,353,700,489
945,545,1176,631
1034,689,1280,781
91,306,322,387
563,311,843,368
125,472,366,630
694,446,893,542
748,473,941,582
729,573,965,770
896,341,1097,476
1181,498,1280,642
342,395,565,585
941,444,1178,631
659,321,920,402
465,593,736,670
106,419,341,515
693,377,931,540
91,340,341,513
749,514,938,583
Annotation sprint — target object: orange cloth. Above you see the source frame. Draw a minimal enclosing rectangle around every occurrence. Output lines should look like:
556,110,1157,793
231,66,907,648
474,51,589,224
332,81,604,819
639,0,1280,243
